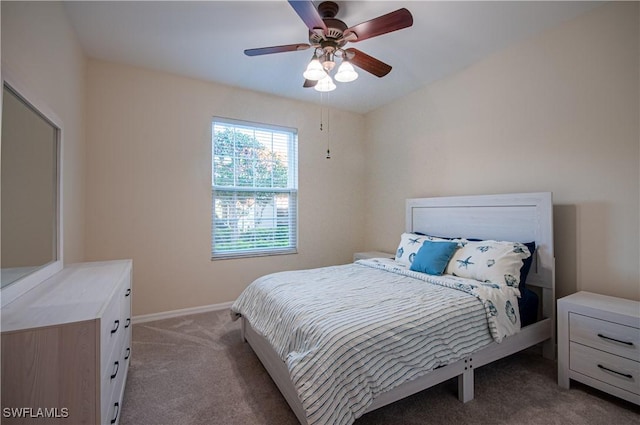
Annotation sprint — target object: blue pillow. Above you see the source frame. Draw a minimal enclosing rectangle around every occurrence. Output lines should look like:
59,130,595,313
409,241,459,275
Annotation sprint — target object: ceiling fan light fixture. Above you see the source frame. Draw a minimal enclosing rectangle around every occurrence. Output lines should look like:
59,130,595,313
334,60,358,83
303,54,326,81
322,51,336,72
314,74,336,92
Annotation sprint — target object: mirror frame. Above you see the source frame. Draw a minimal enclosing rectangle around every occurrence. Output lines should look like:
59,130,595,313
1,68,64,307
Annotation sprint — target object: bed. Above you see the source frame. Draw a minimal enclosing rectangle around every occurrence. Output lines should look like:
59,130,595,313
231,192,555,425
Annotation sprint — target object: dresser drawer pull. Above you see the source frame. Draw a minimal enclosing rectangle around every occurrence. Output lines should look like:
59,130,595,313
110,361,119,379
125,318,131,329
110,402,119,424
125,347,131,360
597,364,633,379
125,288,131,297
597,333,634,346
111,320,120,334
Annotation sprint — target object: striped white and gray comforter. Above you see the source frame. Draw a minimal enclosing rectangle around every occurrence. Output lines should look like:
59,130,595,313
231,258,521,425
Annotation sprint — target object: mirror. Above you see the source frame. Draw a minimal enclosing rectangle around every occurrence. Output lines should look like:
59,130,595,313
1,82,62,304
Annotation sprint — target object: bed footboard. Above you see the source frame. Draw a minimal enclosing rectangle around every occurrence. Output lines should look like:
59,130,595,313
243,317,309,425
241,315,552,423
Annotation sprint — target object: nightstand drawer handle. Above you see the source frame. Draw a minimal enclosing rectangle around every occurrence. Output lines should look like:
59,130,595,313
597,333,634,346
597,364,633,379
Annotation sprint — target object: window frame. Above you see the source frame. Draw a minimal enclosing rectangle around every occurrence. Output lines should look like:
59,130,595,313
211,117,298,260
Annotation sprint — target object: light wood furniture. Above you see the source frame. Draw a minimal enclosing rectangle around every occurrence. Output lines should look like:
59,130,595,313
1,260,133,425
241,192,555,424
558,291,640,405
353,251,394,261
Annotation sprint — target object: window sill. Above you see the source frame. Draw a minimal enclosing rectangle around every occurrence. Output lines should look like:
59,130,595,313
211,248,297,261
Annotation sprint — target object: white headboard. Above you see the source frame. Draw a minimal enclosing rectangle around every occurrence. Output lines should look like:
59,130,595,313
406,192,554,299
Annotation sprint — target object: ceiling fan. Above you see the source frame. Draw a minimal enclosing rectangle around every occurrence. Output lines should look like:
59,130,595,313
244,1,413,92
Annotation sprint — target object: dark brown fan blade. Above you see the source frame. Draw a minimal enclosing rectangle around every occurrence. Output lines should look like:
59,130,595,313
303,79,317,88
244,44,310,56
345,48,392,78
345,8,413,42
288,0,327,32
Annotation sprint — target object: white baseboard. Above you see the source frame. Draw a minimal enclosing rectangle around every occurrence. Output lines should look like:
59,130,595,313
132,301,234,324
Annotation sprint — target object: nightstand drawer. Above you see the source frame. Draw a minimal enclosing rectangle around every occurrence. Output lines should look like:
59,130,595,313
570,313,640,361
570,342,640,396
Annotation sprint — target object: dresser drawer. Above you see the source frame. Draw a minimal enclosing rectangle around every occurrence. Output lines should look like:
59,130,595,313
121,284,132,340
102,342,130,425
101,294,123,363
570,341,640,396
101,338,125,411
570,313,640,361
104,398,121,425
122,284,132,313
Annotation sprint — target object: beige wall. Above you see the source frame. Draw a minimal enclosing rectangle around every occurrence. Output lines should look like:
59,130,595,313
84,61,366,315
1,1,86,264
364,2,640,301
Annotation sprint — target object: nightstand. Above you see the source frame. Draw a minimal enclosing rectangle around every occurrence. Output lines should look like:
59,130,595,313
353,251,395,262
557,291,640,405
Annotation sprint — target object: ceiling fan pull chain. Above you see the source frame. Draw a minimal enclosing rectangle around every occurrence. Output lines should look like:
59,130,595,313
326,93,331,159
320,92,324,131
318,91,331,158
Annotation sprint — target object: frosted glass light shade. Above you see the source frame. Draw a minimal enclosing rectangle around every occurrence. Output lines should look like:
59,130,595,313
314,74,336,92
335,61,358,83
303,57,326,81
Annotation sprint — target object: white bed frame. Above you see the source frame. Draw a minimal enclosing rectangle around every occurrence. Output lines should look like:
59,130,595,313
240,192,555,425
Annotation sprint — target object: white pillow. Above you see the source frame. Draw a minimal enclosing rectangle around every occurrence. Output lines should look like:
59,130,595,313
445,240,531,289
395,233,463,267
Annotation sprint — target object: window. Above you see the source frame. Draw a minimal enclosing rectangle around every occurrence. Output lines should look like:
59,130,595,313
211,117,298,259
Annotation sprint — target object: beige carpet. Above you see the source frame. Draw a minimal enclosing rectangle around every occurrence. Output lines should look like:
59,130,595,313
120,310,639,425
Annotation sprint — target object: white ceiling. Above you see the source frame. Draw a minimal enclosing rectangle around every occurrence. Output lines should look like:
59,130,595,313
64,1,601,114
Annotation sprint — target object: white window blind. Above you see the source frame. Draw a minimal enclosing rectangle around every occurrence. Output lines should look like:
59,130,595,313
211,117,298,258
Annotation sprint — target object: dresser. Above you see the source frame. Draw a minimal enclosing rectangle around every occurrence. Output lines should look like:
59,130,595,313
1,260,133,424
557,291,640,405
